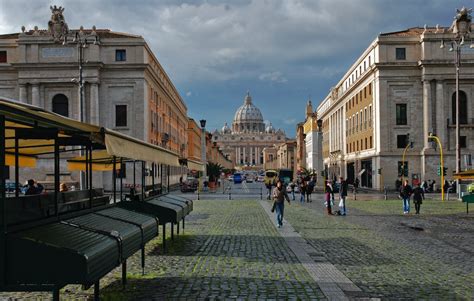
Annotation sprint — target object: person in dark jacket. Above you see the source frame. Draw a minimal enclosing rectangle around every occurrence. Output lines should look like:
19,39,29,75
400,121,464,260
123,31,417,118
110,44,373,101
325,181,333,215
306,178,314,203
272,180,291,228
25,179,40,195
412,184,424,214
299,180,306,204
400,180,413,214
339,177,348,215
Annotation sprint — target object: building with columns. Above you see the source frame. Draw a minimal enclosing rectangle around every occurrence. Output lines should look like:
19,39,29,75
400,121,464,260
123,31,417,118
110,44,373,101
316,25,474,190
0,6,188,187
212,92,287,170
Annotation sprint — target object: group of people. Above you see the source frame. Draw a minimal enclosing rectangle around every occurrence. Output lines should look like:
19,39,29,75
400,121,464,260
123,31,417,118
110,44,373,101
399,180,425,214
271,176,352,228
325,177,348,216
23,179,69,195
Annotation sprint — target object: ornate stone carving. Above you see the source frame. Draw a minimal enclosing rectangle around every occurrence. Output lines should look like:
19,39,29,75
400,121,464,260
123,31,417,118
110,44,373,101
48,5,69,42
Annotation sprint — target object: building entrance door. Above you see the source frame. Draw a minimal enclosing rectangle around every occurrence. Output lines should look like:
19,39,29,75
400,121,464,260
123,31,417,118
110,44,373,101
347,162,355,184
361,160,372,188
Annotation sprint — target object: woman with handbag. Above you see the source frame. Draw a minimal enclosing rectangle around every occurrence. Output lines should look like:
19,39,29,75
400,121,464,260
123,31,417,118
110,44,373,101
272,180,291,228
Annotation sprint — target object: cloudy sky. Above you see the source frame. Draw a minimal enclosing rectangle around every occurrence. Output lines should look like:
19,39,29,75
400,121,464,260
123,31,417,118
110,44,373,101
0,0,468,136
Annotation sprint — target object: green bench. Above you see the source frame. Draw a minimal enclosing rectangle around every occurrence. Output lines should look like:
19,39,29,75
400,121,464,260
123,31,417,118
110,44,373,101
461,194,474,214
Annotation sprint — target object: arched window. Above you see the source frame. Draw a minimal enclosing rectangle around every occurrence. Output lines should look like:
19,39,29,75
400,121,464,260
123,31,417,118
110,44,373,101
52,94,68,117
452,91,468,124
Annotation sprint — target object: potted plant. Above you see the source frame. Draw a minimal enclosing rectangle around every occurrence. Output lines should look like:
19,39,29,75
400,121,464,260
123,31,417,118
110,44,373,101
207,162,222,188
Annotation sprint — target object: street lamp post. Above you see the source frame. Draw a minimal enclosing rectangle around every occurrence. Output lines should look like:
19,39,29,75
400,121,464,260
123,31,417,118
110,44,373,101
440,7,472,192
62,26,99,190
200,119,207,191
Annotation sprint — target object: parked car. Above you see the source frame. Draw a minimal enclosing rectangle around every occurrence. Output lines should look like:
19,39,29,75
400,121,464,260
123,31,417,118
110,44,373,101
246,177,254,183
257,175,265,182
227,175,234,181
181,176,198,192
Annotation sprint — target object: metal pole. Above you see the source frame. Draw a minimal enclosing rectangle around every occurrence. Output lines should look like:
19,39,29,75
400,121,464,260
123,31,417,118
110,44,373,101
14,134,19,198
152,163,155,195
0,115,6,286
113,156,117,204
455,46,461,194
201,127,206,191
401,144,410,183
141,161,145,201
167,165,170,194
88,144,93,208
120,159,123,202
79,41,86,190
133,160,136,194
54,136,60,217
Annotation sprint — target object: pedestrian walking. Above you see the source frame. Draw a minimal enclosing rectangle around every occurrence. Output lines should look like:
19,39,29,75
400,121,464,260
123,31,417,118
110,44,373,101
290,182,296,201
412,184,424,214
306,178,314,203
325,181,333,215
339,177,348,215
400,179,413,214
299,180,306,204
354,177,360,193
272,180,291,228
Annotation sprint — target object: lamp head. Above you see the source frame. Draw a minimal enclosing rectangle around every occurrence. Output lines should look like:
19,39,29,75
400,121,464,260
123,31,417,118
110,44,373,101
200,119,206,128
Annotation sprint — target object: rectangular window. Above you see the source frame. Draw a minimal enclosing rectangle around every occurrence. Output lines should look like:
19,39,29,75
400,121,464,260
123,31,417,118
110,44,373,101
364,87,367,98
365,138,367,149
370,136,373,148
0,51,6,63
115,105,127,127
396,104,408,125
115,49,126,61
460,136,467,148
369,83,372,95
396,48,406,60
356,94,358,104
397,134,408,148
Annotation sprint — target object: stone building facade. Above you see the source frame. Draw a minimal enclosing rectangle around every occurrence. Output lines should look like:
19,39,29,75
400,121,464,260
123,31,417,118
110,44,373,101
316,26,474,190
0,7,188,188
212,92,287,170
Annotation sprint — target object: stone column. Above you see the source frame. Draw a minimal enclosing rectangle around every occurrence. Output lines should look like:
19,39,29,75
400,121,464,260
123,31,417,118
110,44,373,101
422,80,433,150
435,81,446,148
89,83,100,125
31,84,40,107
421,80,433,180
243,147,246,164
18,84,27,103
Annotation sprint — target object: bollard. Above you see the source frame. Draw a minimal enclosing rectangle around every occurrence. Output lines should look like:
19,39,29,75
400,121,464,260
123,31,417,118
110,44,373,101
384,186,387,200
197,190,200,201
229,192,231,200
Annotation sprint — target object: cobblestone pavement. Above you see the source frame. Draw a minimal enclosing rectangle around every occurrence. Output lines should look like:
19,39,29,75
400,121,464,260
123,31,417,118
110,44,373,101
284,195,474,300
0,198,325,300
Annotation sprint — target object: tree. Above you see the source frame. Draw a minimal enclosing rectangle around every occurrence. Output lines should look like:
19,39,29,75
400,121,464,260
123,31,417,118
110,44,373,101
207,162,223,183
301,167,317,181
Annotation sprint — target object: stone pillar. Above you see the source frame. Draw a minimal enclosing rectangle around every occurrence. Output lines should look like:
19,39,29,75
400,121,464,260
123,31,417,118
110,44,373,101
31,84,40,107
435,81,446,148
243,147,246,164
18,84,27,103
90,83,100,125
421,80,433,180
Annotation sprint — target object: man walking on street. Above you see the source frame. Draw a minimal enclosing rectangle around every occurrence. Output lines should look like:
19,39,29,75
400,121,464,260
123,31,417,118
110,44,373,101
339,177,348,215
272,180,291,228
400,179,413,214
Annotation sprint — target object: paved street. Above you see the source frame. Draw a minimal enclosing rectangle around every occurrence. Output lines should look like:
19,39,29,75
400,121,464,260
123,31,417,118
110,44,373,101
1,185,473,300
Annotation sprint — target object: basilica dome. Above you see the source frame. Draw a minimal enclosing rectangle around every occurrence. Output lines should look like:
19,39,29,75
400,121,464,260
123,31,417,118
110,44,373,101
232,92,265,133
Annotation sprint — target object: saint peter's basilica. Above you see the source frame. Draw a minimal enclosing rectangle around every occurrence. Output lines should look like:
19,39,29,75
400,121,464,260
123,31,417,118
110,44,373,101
212,92,287,169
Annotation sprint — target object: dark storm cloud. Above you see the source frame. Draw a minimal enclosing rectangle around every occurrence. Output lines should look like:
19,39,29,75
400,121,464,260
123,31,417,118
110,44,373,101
0,0,469,135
